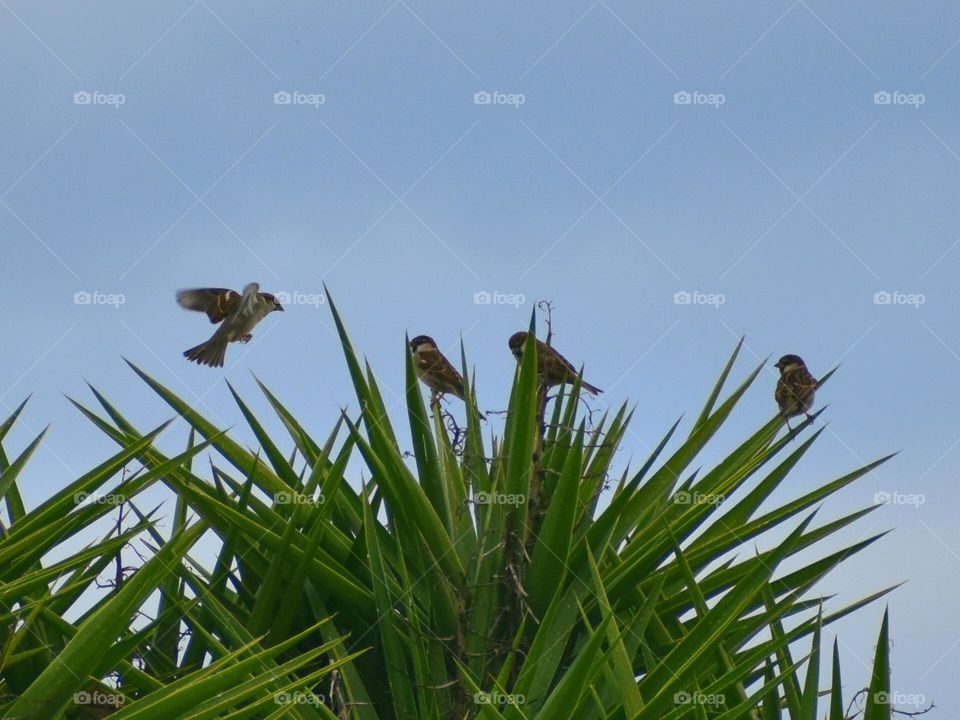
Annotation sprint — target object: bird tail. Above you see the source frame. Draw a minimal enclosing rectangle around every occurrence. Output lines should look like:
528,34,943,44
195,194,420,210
183,337,228,367
580,380,602,396
454,383,486,420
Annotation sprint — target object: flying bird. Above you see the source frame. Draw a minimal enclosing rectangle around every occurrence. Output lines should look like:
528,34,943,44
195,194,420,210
508,331,602,395
774,354,817,429
177,283,283,367
410,335,484,417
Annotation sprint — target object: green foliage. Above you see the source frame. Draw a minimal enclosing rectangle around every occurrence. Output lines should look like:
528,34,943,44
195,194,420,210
0,295,904,718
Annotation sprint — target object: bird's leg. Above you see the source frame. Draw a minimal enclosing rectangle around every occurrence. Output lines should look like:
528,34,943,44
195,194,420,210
784,416,794,433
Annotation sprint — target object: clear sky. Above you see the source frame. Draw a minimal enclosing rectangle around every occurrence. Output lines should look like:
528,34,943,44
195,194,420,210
2,0,957,711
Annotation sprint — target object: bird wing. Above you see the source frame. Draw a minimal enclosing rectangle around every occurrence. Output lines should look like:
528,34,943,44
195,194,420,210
796,369,818,399
538,339,577,377
176,288,242,324
238,282,262,315
774,377,790,409
416,346,465,396
776,369,817,412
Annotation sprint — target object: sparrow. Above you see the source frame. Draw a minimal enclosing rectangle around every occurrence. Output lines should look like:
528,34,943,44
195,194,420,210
774,354,817,428
177,283,283,367
508,331,602,395
410,335,484,417
411,335,464,398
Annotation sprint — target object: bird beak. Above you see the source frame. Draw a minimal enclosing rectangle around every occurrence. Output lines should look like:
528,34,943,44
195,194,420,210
276,305,285,312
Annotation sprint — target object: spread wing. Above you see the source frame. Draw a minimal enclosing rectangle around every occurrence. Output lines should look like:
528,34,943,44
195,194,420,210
176,288,242,324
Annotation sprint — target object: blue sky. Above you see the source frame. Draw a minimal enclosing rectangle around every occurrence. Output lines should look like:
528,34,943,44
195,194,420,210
2,0,958,711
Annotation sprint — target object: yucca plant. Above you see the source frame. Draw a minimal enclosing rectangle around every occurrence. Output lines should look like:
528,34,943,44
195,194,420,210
0,291,905,719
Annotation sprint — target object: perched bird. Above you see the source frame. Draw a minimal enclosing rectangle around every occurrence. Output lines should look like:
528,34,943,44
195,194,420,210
410,335,484,417
410,335,464,398
508,331,602,395
177,283,283,367
774,354,817,428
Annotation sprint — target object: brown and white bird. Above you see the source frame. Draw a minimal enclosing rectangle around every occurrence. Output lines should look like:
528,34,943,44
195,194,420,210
411,335,465,399
410,335,484,417
177,283,283,367
774,354,817,427
508,331,602,395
